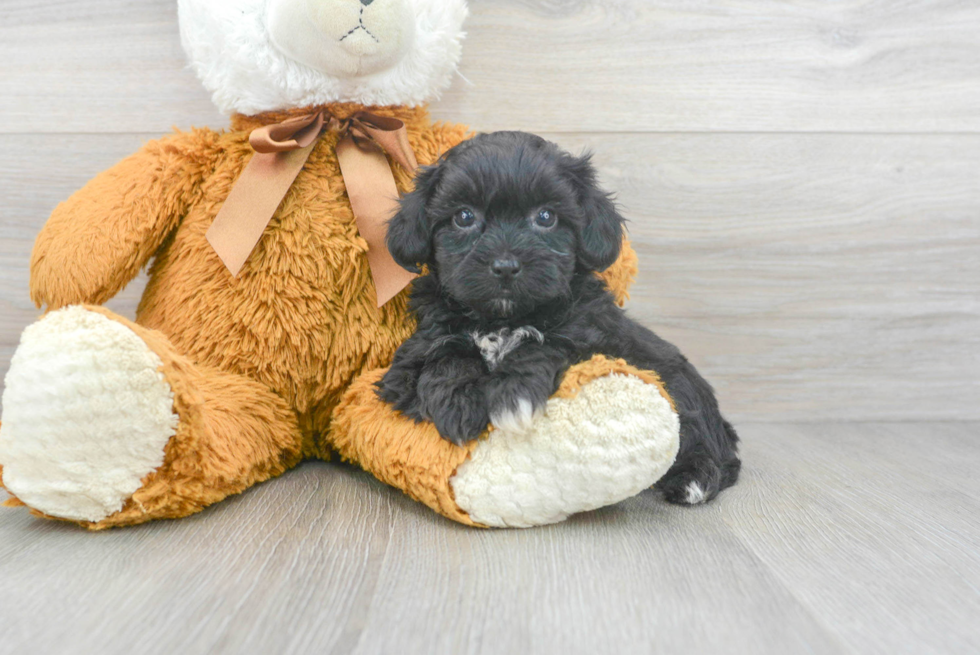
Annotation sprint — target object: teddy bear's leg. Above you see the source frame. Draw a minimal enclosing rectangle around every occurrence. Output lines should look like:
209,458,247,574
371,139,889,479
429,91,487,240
330,356,680,528
0,306,303,529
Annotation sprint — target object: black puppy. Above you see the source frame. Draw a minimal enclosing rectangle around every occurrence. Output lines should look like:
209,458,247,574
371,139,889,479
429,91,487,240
377,131,740,505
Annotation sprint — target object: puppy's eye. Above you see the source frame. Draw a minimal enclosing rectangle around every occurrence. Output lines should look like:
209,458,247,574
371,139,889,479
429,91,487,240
453,208,477,229
533,208,558,229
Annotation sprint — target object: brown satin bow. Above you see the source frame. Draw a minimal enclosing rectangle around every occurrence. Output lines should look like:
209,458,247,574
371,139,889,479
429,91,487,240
206,109,419,307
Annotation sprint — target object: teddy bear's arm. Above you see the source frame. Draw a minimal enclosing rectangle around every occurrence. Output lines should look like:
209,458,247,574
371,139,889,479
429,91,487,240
29,129,219,310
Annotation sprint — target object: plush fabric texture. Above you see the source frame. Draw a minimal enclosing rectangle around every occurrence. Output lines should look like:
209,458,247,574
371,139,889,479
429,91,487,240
331,356,678,527
29,105,635,438
178,0,469,115
31,105,467,445
0,102,655,529
331,367,480,526
267,0,414,79
2,305,304,529
451,357,681,528
0,306,179,522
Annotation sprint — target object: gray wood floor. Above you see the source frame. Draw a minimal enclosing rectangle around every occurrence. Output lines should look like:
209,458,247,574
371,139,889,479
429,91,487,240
1,422,978,655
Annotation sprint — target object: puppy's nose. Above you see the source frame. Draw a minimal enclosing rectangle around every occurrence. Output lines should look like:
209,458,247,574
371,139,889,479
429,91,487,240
491,258,522,280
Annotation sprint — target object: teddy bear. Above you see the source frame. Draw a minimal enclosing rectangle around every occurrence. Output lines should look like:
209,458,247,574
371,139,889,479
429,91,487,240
0,0,680,530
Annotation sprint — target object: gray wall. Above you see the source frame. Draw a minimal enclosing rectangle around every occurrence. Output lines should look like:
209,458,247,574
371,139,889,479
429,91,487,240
1,0,977,421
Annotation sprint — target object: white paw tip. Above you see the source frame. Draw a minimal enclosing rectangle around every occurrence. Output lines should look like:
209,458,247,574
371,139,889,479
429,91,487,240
685,481,707,505
490,397,536,433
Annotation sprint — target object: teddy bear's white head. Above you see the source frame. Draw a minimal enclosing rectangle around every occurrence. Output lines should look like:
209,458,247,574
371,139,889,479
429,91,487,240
177,0,468,115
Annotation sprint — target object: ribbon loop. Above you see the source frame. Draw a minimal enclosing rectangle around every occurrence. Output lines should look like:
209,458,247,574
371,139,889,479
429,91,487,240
249,112,325,153
206,108,419,306
328,112,419,174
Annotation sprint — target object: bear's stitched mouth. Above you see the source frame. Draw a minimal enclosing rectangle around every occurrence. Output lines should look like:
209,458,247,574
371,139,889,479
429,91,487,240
339,6,380,44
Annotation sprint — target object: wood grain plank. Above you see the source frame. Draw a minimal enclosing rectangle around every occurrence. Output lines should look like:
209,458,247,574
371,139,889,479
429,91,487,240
2,423,979,654
0,0,224,134
543,132,980,322
0,465,398,654
438,0,980,133
723,422,980,654
2,133,976,420
552,131,980,421
637,316,980,422
2,0,980,134
350,487,842,655
0,451,842,655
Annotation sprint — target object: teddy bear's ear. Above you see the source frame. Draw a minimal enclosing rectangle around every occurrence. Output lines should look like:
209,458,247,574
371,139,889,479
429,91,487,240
561,151,625,272
386,165,442,273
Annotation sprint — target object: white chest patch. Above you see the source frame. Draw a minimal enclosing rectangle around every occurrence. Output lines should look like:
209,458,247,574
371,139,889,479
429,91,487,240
470,326,544,371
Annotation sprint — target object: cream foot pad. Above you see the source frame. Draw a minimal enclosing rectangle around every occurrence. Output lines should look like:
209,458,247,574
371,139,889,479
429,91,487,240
451,372,680,528
0,306,178,522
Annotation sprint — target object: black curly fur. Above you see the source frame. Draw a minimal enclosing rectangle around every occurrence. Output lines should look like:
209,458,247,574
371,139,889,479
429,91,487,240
376,131,740,504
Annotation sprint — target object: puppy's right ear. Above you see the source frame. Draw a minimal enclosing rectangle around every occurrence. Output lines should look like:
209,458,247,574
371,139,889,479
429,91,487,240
386,165,441,273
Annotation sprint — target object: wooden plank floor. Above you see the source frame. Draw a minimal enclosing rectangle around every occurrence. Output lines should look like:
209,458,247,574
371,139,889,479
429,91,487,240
1,422,978,655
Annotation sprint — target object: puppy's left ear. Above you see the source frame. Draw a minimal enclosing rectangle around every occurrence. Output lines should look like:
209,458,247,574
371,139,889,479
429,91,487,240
562,152,625,271
386,164,441,273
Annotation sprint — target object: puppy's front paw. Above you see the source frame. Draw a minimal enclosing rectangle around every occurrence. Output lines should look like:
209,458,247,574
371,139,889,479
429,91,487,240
489,397,539,433
486,375,551,434
376,367,423,419
417,369,490,445
431,402,491,446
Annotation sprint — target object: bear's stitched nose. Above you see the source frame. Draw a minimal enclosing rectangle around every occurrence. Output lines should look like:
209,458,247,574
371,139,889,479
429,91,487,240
360,0,374,5
491,259,522,280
